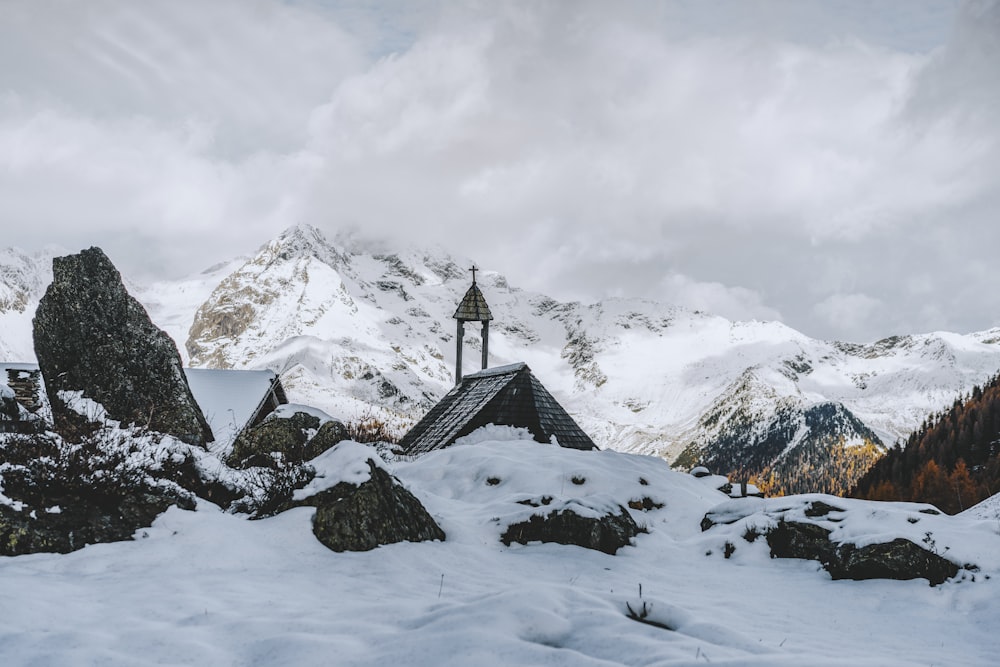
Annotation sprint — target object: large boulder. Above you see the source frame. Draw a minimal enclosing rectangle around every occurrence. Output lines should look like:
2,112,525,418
311,460,444,552
228,410,347,468
500,506,642,555
702,495,966,586
763,520,959,586
32,247,212,446
830,538,959,585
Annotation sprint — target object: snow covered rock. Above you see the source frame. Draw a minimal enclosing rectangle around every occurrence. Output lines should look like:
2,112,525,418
32,247,213,446
827,537,959,585
309,456,444,552
228,408,346,469
500,505,642,554
702,495,965,585
0,428,197,555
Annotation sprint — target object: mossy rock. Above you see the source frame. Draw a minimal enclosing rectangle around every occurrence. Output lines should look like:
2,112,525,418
501,506,642,555
312,460,445,552
229,411,346,469
305,420,349,459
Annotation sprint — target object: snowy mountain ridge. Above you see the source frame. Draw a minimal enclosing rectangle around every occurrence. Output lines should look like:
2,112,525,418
3,225,1000,493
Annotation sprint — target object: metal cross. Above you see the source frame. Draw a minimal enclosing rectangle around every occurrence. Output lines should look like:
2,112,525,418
470,265,478,284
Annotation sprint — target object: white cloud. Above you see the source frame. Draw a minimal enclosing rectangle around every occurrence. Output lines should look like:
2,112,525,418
813,293,884,341
1,0,998,342
660,273,783,323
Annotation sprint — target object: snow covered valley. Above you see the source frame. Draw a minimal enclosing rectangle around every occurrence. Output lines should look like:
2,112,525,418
2,439,999,666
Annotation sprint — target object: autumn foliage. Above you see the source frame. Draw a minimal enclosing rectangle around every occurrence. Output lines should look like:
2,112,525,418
851,373,1000,514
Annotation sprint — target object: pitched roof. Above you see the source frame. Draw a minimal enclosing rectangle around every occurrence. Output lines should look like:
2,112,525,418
183,369,287,451
399,362,597,455
453,282,493,321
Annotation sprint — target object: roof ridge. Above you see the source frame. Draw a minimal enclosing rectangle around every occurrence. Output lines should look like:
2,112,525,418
463,362,528,380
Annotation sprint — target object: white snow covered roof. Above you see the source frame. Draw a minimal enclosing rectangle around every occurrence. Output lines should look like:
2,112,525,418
184,368,286,451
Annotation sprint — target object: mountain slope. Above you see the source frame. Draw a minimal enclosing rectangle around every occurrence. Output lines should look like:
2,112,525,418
4,226,1000,494
0,246,61,360
852,372,1000,513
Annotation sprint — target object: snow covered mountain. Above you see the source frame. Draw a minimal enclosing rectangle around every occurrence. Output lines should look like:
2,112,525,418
4,225,1000,494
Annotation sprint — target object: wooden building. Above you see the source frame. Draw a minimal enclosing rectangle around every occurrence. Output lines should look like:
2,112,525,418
398,362,598,455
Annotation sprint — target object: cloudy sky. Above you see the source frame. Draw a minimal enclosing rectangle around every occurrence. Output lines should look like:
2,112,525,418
2,0,998,342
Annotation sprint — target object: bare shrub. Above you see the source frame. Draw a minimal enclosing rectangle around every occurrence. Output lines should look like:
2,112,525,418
345,411,404,444
229,463,315,518
0,427,191,509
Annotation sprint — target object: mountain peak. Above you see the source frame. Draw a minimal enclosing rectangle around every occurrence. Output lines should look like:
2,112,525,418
257,224,347,268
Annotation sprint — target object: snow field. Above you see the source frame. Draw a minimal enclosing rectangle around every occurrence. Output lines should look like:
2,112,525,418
2,439,1000,665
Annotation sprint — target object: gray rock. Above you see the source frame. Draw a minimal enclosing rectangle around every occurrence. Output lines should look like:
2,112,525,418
32,247,213,446
501,506,643,554
765,520,837,563
829,538,959,585
311,460,444,552
306,420,350,458
229,411,347,468
703,498,963,585
765,520,958,585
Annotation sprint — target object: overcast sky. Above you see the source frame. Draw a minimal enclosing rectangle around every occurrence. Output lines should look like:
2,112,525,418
2,0,998,343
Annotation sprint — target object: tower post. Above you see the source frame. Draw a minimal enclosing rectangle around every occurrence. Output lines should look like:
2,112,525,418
481,320,489,370
455,320,465,385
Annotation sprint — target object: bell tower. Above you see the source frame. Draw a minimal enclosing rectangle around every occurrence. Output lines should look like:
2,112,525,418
452,266,493,385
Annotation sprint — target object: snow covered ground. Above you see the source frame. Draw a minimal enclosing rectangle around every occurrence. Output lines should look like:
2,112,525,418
2,439,999,666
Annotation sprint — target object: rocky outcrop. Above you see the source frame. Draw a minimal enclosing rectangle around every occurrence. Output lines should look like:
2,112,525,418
32,247,212,446
308,419,350,456
311,460,444,552
764,520,959,585
228,411,347,468
500,506,642,555
831,537,959,584
702,496,964,585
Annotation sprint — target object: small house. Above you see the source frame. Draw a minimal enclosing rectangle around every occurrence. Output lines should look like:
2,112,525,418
183,368,288,450
398,362,598,455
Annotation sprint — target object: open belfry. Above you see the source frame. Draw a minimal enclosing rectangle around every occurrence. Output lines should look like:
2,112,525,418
452,266,492,385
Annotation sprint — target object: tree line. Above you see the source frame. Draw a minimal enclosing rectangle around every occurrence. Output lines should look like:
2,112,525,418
851,373,1000,514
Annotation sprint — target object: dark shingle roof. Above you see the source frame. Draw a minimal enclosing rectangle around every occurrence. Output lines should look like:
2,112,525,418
453,282,493,321
399,362,597,455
